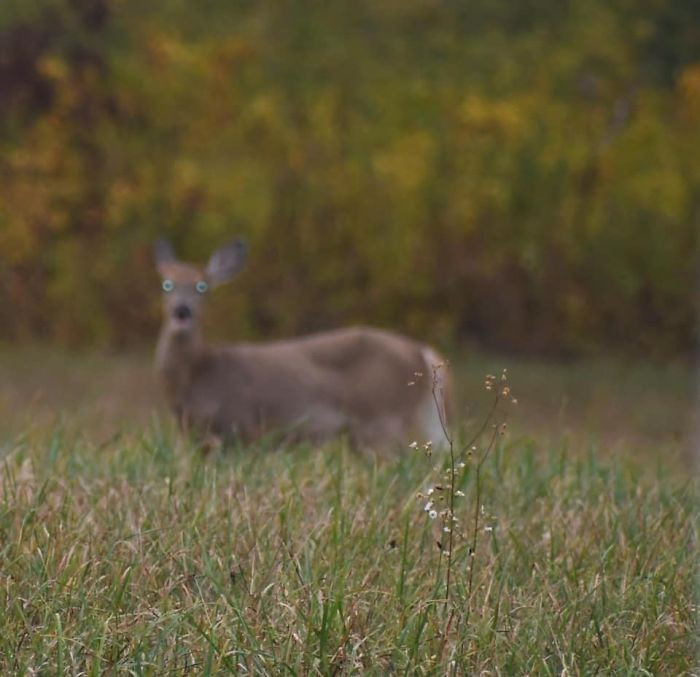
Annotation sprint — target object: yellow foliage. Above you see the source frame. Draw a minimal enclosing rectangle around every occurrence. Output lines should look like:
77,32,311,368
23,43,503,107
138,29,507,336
0,0,695,354
678,63,700,122
459,95,525,140
373,132,435,192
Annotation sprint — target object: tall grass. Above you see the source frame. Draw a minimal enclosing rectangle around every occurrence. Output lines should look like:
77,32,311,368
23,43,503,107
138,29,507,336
1,416,695,674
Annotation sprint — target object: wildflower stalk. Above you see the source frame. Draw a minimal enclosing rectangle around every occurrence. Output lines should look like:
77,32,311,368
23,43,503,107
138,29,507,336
431,371,501,607
422,366,513,658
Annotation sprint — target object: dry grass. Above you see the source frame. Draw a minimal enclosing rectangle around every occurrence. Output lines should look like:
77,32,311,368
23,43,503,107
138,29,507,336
1,346,694,453
0,347,696,674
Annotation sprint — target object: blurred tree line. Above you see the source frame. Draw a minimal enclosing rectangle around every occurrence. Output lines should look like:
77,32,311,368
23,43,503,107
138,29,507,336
0,0,698,356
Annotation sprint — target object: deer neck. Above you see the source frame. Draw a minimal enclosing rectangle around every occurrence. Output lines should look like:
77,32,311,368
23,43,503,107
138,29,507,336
155,327,206,406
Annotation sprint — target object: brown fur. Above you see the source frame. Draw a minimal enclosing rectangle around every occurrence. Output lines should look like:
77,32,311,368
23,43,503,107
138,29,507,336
154,242,450,450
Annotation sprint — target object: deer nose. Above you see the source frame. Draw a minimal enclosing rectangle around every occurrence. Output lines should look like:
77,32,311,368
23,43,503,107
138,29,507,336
173,304,192,321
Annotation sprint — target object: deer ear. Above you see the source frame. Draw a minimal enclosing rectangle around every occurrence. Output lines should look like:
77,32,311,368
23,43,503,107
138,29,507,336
154,238,177,266
205,238,248,287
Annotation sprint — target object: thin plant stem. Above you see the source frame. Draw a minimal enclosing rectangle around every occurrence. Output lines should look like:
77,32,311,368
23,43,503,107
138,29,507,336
466,423,500,622
430,368,455,605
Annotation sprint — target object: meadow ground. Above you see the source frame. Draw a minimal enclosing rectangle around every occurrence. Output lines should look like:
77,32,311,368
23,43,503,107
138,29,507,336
0,347,697,674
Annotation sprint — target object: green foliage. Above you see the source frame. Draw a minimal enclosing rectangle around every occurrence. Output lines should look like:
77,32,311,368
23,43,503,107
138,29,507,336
0,0,698,353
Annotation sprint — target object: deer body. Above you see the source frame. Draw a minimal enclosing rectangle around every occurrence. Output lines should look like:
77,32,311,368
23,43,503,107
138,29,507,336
154,240,449,449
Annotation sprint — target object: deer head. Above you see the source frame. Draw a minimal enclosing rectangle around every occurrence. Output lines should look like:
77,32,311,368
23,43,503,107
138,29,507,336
154,238,248,339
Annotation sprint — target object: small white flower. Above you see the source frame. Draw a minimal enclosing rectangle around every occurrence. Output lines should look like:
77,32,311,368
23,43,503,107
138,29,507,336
428,510,438,519
455,490,465,497
426,487,435,496
409,440,418,449
484,526,494,532
458,462,466,469
424,501,433,512
443,526,451,533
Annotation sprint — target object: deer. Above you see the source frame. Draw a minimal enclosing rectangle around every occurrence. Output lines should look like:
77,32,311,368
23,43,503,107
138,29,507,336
153,238,450,451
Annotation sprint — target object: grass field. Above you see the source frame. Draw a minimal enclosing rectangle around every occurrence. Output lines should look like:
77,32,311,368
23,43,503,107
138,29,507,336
0,348,697,674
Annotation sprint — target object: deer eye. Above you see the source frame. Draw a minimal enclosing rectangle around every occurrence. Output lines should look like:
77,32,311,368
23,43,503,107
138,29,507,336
195,280,208,294
162,279,174,292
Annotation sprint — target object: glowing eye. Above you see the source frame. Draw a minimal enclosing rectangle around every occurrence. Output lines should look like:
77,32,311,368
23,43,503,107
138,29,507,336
162,279,174,292
195,280,208,294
